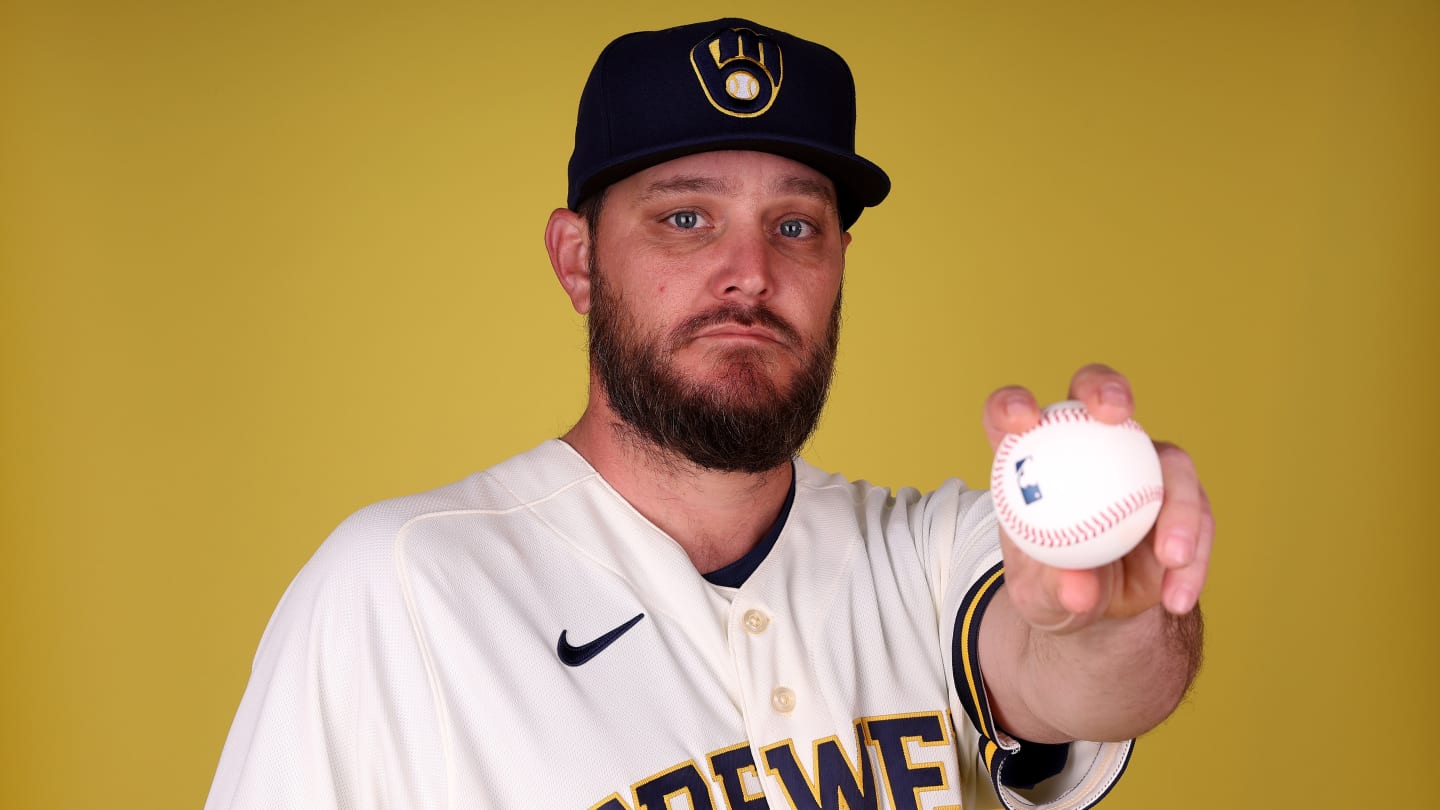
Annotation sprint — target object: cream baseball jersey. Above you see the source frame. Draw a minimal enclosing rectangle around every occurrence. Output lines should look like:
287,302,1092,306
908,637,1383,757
206,440,1132,809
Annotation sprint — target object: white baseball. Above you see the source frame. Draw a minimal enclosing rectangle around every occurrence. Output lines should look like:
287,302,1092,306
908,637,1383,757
726,70,760,100
990,400,1164,569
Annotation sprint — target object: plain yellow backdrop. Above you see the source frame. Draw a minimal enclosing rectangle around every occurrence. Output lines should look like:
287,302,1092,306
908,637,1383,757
2,1,1436,807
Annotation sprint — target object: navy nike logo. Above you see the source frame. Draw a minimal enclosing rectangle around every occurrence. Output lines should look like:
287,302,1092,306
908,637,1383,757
557,613,645,667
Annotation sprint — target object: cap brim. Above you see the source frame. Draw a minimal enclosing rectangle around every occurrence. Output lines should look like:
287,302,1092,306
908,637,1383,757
572,134,891,229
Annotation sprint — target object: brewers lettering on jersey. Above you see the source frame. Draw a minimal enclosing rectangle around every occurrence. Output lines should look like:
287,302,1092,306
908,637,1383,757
206,17,1210,810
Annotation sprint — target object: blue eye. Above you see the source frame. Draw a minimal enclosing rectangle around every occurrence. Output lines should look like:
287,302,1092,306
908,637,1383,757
670,211,699,229
779,219,809,238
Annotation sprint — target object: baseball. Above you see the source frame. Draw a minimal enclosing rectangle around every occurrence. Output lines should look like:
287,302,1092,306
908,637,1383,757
725,70,760,100
990,400,1164,569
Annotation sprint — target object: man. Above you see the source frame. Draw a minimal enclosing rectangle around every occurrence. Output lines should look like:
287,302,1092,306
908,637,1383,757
207,18,1209,810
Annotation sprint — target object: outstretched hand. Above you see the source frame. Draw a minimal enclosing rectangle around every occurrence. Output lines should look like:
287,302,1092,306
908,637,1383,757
983,364,1212,634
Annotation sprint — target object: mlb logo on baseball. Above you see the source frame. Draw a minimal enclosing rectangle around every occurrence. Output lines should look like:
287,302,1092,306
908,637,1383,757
991,401,1164,569
1015,456,1044,504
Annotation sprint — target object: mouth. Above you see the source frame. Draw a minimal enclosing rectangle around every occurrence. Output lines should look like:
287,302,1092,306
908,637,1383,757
691,323,784,345
675,305,801,349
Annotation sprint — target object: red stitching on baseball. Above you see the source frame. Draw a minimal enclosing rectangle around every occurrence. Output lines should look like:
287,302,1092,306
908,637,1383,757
1034,405,1147,435
994,484,1164,548
991,407,1160,548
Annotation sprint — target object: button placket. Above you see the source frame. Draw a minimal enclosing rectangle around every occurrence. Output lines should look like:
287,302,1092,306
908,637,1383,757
734,604,798,716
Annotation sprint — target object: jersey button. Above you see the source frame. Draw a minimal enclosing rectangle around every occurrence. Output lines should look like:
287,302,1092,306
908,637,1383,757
742,609,770,634
771,687,796,714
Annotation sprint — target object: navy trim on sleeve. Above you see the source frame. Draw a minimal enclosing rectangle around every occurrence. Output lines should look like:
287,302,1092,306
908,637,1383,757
950,562,1076,797
952,562,1006,746
997,738,1070,790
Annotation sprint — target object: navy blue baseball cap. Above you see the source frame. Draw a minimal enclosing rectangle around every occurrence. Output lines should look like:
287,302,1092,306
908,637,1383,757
567,18,891,229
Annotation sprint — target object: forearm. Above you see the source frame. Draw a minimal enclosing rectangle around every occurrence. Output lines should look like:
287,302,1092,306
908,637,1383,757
979,586,1204,744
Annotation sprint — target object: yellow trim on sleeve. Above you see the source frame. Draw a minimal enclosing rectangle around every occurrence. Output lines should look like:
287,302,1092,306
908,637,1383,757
959,566,1004,740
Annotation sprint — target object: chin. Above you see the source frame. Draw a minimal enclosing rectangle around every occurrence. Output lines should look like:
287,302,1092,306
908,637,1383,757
693,351,793,394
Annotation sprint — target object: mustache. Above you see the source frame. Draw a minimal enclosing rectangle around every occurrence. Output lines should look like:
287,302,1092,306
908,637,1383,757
671,304,802,348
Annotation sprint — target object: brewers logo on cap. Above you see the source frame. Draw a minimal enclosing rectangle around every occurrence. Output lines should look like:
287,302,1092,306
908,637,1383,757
690,26,783,118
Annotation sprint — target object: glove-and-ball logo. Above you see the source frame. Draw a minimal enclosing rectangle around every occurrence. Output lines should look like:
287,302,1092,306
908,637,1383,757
690,26,783,118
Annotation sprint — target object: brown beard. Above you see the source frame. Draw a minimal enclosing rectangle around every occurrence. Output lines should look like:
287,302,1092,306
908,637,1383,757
587,259,841,474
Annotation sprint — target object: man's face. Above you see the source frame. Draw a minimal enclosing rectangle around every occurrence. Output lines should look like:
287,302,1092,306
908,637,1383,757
585,150,851,473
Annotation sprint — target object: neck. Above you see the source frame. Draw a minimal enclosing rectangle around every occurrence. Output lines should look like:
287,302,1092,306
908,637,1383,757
562,393,794,574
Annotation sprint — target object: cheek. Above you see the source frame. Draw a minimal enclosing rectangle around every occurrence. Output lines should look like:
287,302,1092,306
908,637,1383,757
805,276,843,314
806,281,845,340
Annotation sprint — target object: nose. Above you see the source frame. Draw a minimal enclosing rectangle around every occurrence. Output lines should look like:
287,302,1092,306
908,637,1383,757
710,226,775,301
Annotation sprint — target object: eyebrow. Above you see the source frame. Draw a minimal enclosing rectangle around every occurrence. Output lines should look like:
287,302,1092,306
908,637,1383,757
773,175,837,208
637,175,737,201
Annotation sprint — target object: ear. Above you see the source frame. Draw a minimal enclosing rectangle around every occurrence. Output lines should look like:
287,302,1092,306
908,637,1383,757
545,207,593,314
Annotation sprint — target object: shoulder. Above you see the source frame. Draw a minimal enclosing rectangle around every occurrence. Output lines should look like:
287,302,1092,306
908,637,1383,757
273,440,596,616
791,457,990,527
322,440,592,556
790,457,1000,587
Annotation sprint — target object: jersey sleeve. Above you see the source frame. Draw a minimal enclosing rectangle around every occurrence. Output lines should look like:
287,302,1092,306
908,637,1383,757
204,504,449,810
927,484,1134,810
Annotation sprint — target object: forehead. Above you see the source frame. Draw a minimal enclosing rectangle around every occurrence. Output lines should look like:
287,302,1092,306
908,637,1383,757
610,150,838,204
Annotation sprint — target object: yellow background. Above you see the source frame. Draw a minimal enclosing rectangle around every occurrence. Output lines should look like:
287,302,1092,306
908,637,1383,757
3,1,1436,807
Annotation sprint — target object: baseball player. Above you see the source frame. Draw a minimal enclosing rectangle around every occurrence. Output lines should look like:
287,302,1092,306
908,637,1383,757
206,18,1209,810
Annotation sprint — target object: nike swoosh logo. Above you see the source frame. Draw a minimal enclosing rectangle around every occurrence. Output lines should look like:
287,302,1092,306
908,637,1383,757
557,613,645,667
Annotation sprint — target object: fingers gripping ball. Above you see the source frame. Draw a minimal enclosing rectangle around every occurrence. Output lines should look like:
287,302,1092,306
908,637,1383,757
990,401,1164,569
